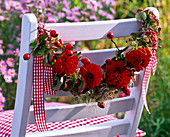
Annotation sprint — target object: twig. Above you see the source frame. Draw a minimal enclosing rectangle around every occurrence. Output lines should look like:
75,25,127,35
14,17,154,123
111,39,120,51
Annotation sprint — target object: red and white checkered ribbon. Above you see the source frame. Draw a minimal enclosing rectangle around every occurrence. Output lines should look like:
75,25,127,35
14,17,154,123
33,55,55,131
142,46,157,114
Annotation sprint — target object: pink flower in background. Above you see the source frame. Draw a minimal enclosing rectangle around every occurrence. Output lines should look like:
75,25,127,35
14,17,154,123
97,1,103,8
66,16,79,22
14,79,18,83
7,68,17,77
63,0,71,8
14,48,20,56
0,91,5,110
109,7,116,14
6,58,14,67
0,60,6,68
0,16,5,21
7,44,14,49
0,92,5,103
16,37,21,42
15,48,20,57
46,13,58,23
0,60,7,75
3,75,13,83
0,103,4,111
99,9,107,16
90,15,98,20
0,48,3,55
6,50,13,55
4,1,11,10
0,40,3,44
57,12,65,18
62,8,72,16
1,67,7,75
81,11,90,16
106,13,114,20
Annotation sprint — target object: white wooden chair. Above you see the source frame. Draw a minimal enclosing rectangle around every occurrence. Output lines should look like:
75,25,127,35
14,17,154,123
10,7,159,137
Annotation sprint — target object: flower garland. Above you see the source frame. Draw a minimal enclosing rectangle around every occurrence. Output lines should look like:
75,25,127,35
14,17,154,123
24,9,161,109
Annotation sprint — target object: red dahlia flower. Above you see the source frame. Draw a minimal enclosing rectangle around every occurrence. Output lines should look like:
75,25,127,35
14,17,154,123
53,53,78,76
105,61,131,89
125,48,152,71
80,63,103,89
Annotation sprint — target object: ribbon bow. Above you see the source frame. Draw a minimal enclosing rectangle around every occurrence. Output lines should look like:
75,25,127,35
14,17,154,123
142,46,157,114
33,55,55,131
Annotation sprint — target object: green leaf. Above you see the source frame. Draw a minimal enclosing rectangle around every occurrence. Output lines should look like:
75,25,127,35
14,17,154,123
77,77,86,93
44,50,54,66
38,33,48,42
135,11,147,22
52,77,62,91
62,73,77,91
29,39,38,49
131,33,138,39
32,40,46,56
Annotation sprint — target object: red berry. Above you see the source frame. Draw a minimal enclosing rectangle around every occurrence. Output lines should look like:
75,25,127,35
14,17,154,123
158,37,161,40
158,45,162,48
50,30,58,37
81,58,91,64
54,41,61,47
97,102,105,108
119,93,125,98
66,49,72,56
129,38,132,41
106,59,112,63
66,43,73,50
23,53,30,60
107,32,114,39
59,39,63,45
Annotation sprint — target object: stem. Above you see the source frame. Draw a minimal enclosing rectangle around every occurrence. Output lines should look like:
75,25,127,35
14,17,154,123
101,45,130,69
111,39,120,51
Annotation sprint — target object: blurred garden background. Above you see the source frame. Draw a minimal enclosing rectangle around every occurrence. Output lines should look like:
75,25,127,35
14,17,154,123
0,0,169,136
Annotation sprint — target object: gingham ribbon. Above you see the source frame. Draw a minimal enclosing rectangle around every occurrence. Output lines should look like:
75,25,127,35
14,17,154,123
142,46,157,114
33,55,55,131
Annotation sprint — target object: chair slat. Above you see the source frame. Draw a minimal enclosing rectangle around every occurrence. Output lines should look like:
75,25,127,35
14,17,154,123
28,96,135,124
26,119,130,137
45,18,140,42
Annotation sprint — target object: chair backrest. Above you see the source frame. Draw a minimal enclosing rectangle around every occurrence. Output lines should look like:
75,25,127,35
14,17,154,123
11,7,158,137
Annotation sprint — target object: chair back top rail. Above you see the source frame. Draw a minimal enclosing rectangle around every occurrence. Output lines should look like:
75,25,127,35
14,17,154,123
26,119,130,137
45,18,140,41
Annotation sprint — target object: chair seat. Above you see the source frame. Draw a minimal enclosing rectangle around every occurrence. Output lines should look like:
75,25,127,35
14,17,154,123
0,102,146,137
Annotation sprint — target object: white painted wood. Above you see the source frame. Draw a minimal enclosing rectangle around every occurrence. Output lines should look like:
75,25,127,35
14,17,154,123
45,18,141,42
119,70,146,137
120,7,159,137
11,14,38,137
120,70,150,137
28,96,135,124
26,119,130,137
